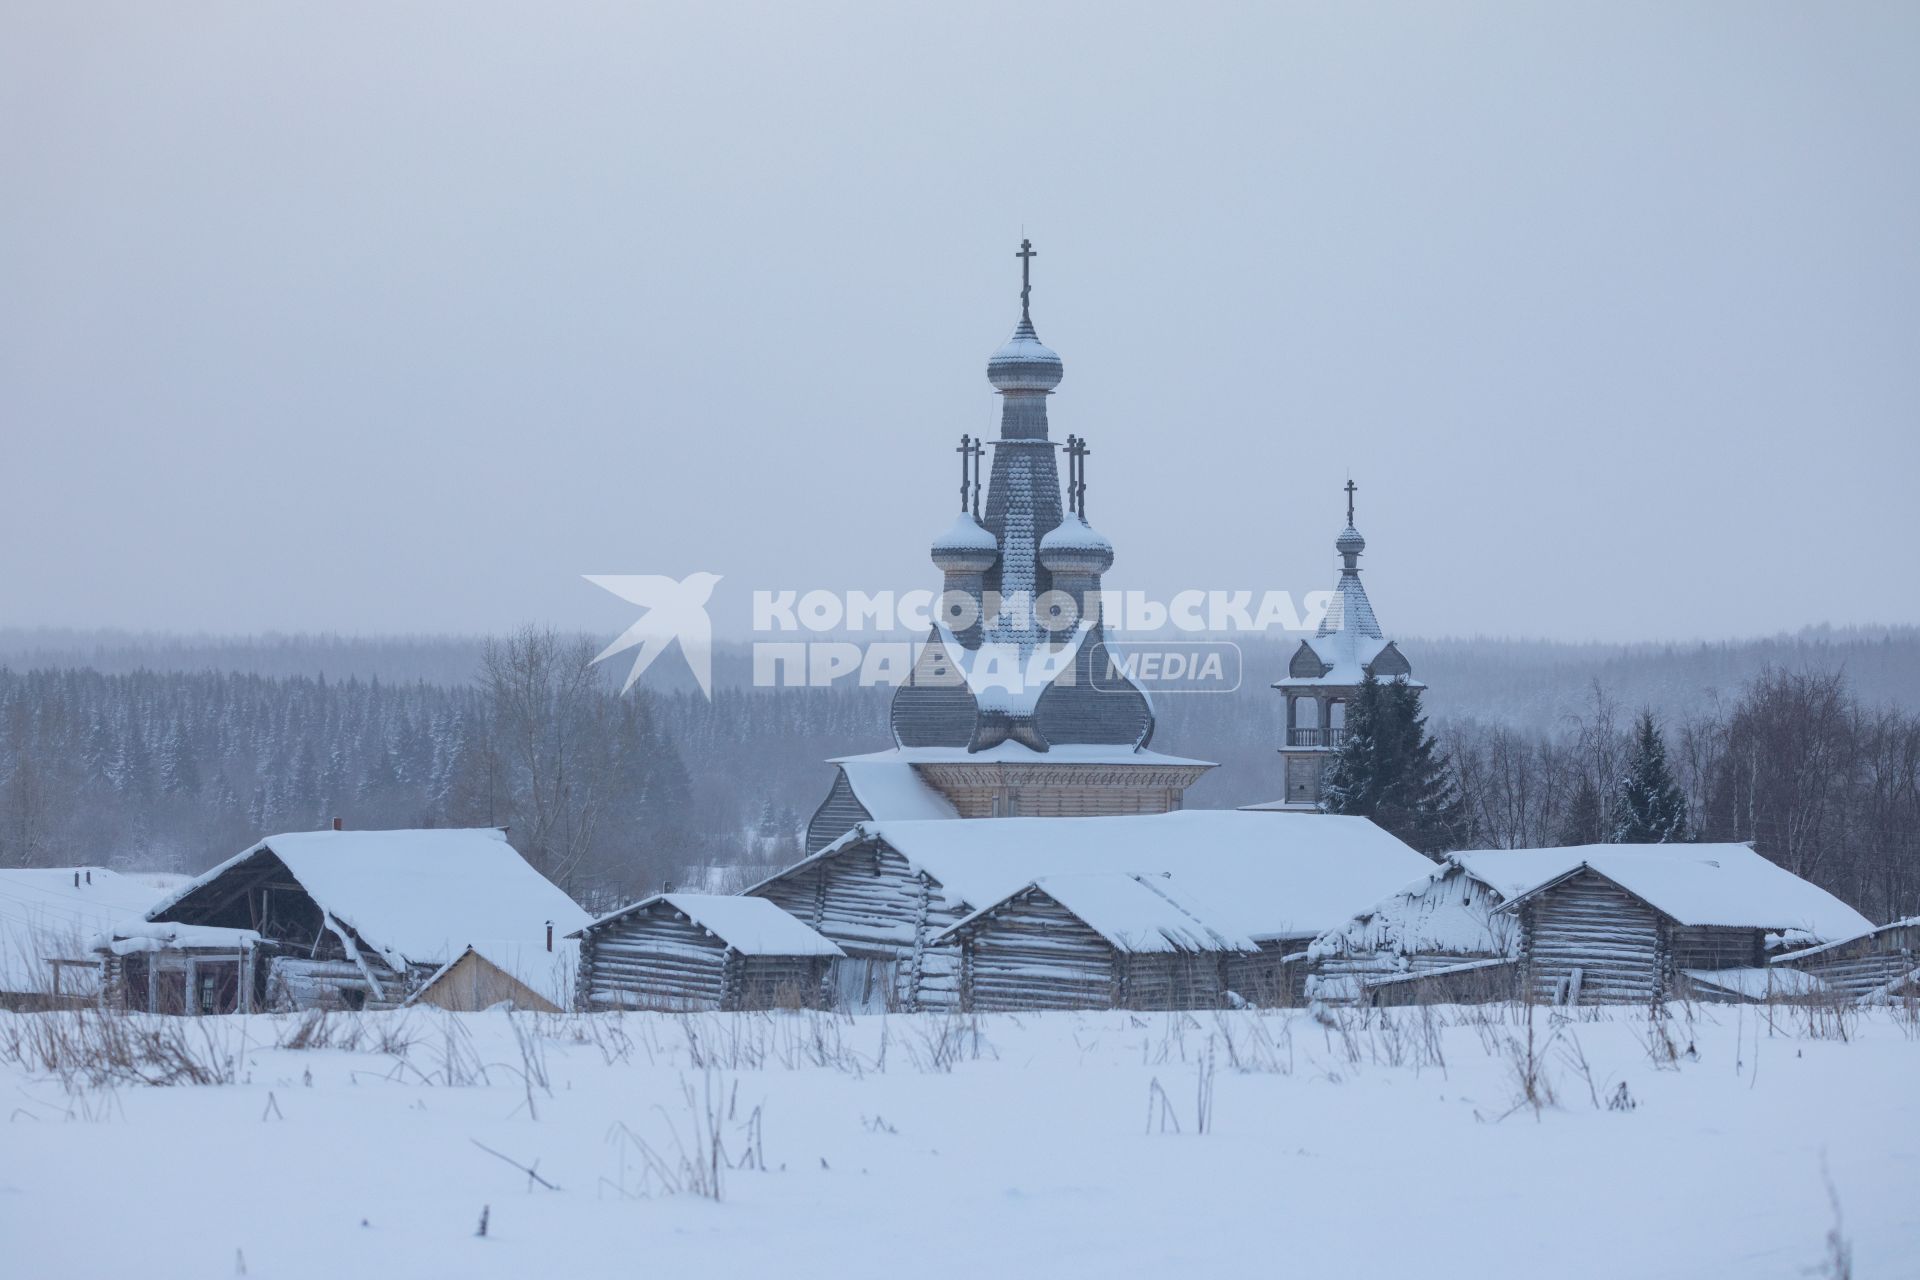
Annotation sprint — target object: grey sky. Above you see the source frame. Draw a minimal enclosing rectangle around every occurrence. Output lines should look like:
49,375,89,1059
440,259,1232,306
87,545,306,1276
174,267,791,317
3,3,1916,643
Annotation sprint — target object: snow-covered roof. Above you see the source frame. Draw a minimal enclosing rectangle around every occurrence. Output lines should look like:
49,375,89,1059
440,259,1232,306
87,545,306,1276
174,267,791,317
578,892,844,957
839,761,961,822
1768,916,1918,965
772,811,1436,943
1683,967,1833,1001
833,743,1213,769
1271,634,1425,691
0,867,180,993
1488,844,1871,940
94,921,266,956
146,829,592,974
939,872,1258,953
1308,861,1518,962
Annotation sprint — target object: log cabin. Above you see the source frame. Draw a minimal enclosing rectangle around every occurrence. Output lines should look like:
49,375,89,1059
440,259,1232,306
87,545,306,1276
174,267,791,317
935,873,1258,1011
1772,917,1920,1003
1494,845,1871,1006
108,828,588,1013
746,809,1437,1011
571,893,843,1012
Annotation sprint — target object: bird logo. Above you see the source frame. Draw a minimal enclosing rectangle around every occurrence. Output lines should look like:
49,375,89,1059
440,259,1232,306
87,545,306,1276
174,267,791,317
585,572,723,697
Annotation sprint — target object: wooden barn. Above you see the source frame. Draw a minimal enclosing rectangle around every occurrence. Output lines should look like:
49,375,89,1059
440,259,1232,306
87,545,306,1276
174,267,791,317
1305,855,1524,1006
935,873,1256,1011
1772,917,1920,1003
1494,844,1871,1006
0,867,181,1011
572,893,843,1012
746,809,1436,1012
109,828,588,1013
94,922,267,1015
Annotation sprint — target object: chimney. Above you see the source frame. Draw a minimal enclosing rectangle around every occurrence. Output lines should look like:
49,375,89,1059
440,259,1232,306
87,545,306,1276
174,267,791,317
545,921,554,953
331,817,343,832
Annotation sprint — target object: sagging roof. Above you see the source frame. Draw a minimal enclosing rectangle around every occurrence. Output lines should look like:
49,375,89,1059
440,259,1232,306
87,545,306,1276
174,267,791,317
757,810,1436,944
146,828,592,973
1769,916,1920,966
577,892,844,958
1485,844,1871,940
938,872,1259,954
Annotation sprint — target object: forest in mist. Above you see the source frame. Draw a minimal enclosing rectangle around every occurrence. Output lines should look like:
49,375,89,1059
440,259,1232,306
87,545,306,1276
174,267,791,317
1,626,1916,918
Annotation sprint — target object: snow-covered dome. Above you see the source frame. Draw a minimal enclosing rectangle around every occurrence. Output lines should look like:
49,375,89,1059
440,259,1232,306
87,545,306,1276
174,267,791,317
1336,524,1366,558
1039,513,1113,574
931,512,999,573
986,316,1064,393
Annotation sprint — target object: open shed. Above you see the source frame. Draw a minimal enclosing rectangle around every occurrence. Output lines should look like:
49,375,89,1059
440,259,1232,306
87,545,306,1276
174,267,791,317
1772,917,1919,1003
128,828,589,1012
573,893,844,1012
0,867,181,1010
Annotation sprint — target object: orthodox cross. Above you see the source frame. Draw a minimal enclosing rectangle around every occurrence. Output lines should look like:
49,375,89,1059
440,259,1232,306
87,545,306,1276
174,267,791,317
956,434,974,511
1017,238,1036,320
1065,434,1089,518
1344,477,1357,526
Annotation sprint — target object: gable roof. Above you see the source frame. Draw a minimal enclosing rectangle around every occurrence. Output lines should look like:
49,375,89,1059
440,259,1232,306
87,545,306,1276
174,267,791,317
577,892,843,957
939,873,1259,954
146,829,592,973
0,867,184,993
406,940,580,1010
757,810,1437,943
1488,844,1871,939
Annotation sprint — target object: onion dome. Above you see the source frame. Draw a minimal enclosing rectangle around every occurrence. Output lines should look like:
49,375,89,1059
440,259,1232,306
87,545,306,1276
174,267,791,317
1336,524,1366,558
931,512,999,573
1039,513,1114,575
986,315,1064,393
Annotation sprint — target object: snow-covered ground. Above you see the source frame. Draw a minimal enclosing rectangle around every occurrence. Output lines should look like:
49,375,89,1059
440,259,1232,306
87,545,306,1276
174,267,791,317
2,1003,1913,1279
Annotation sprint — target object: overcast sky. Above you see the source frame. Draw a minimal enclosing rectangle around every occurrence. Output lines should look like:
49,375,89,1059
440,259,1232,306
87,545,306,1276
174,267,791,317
3,3,1915,644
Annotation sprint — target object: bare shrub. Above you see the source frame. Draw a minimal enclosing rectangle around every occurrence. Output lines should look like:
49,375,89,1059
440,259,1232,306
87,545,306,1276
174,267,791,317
602,1070,764,1201
0,1008,238,1088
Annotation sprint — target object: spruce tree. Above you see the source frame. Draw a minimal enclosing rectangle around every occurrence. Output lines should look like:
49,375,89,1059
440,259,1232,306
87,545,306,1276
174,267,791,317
1611,710,1689,843
1322,674,1463,854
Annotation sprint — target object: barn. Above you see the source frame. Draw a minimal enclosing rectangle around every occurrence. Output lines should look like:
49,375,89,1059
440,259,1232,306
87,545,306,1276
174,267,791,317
935,873,1257,1011
110,828,589,1013
746,810,1437,1011
572,893,843,1012
1495,844,1872,1006
1772,917,1920,1003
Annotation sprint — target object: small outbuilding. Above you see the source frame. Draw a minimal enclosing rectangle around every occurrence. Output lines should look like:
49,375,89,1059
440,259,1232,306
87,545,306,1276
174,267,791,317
1772,917,1920,1003
95,922,268,1015
573,893,844,1012
936,873,1258,1011
407,941,574,1013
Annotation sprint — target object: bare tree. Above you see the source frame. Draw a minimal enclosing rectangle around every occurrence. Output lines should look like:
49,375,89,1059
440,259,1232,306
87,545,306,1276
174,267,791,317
480,626,615,888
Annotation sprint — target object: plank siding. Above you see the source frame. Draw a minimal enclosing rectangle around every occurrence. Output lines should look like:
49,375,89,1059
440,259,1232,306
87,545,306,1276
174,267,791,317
579,911,729,1011
1521,872,1666,1005
1776,923,1920,1000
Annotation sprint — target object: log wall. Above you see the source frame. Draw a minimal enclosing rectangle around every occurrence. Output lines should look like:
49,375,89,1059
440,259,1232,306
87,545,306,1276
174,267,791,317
1521,872,1667,1005
578,911,729,1011
961,893,1118,1011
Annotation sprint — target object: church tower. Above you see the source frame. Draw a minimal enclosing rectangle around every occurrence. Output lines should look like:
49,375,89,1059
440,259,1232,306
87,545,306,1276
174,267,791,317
1270,481,1422,809
803,241,1213,853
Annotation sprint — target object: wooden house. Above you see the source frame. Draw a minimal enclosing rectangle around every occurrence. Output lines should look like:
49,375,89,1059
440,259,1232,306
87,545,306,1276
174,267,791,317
110,828,589,1013
0,867,180,1011
1772,917,1920,1003
935,873,1257,1011
572,894,843,1012
746,809,1436,1012
1494,845,1871,1006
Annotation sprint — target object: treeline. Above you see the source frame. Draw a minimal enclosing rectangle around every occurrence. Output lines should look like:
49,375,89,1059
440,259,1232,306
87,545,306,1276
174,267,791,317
1446,670,1920,921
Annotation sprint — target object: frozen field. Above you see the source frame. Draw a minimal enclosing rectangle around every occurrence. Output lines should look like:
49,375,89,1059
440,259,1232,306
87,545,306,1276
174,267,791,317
2,1002,1913,1280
